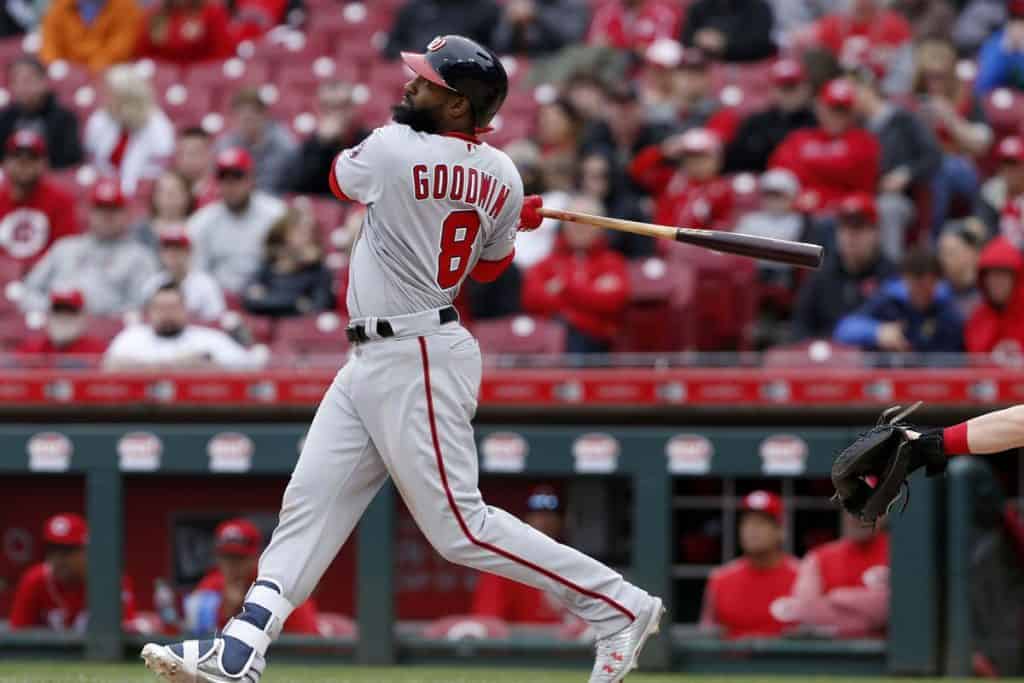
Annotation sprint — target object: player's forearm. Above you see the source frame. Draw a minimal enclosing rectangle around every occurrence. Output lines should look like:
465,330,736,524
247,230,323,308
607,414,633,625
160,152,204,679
946,405,1024,454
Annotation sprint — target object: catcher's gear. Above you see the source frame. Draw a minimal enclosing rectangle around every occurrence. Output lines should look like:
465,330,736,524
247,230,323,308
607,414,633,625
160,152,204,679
831,402,947,523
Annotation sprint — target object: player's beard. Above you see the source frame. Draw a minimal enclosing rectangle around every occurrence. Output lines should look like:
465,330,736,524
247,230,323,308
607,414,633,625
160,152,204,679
391,102,443,134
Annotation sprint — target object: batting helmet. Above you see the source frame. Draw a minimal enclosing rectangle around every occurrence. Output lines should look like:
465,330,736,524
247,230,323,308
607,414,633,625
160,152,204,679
400,35,508,129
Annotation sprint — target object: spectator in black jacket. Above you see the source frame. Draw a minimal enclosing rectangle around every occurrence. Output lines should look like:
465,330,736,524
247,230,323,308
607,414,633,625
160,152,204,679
792,193,896,340
491,0,589,56
279,83,368,197
724,57,817,173
0,56,82,169
242,207,334,317
384,0,500,59
681,0,776,62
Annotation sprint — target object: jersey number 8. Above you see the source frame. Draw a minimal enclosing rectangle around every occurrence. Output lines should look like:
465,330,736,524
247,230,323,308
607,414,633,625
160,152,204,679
436,210,481,289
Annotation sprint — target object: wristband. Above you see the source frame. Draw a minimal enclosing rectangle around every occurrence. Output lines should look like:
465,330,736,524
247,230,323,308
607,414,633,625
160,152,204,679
943,421,970,455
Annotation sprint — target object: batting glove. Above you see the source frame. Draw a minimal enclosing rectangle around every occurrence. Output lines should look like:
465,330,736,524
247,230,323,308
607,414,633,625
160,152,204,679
518,195,543,231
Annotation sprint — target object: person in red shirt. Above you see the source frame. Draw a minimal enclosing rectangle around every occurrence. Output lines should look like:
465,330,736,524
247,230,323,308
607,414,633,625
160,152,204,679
769,79,881,213
9,513,137,631
700,491,800,639
15,288,106,367
965,237,1024,355
137,0,235,66
522,195,630,353
184,518,320,636
586,0,684,54
471,486,572,625
791,512,889,638
994,137,1024,248
629,127,734,230
0,129,78,272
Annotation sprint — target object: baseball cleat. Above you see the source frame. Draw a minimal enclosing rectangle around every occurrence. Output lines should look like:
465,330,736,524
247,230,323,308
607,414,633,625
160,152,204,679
588,596,665,682
141,639,265,683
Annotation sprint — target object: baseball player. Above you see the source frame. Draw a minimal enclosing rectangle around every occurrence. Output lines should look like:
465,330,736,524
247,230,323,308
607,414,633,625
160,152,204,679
142,35,664,683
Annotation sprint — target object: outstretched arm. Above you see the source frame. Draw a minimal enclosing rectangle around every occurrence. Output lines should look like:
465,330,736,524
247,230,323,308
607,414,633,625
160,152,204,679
914,405,1024,455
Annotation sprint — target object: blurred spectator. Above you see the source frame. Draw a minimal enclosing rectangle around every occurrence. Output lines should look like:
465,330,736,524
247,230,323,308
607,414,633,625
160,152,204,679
650,48,731,134
990,137,1024,246
772,0,836,49
952,0,1007,57
803,0,913,95
912,39,990,234
384,0,500,59
491,0,588,56
699,491,799,639
0,129,78,269
579,149,653,258
834,246,964,352
850,64,941,262
629,127,734,230
736,169,810,289
21,178,158,315
890,0,955,43
586,0,683,53
472,486,573,625
188,147,286,294
142,225,225,322
770,78,880,212
581,81,675,178
506,140,558,268
724,57,817,173
965,237,1024,354
217,87,296,193
174,126,218,207
462,263,522,321
522,195,630,353
680,0,776,63
0,0,37,36
136,0,234,66
39,0,141,72
15,289,106,364
133,170,195,249
974,0,1024,97
792,193,895,340
242,207,334,317
225,0,286,45
104,281,264,369
937,219,984,319
9,514,137,631
0,56,83,169
183,518,318,636
792,512,889,638
536,98,584,162
279,83,368,197
85,66,175,195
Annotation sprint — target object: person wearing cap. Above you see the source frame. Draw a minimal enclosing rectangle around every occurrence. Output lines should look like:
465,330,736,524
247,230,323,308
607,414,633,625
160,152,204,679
834,246,963,353
471,486,574,625
15,288,106,365
770,78,881,212
965,236,1024,354
937,218,985,319
184,519,319,636
586,0,683,53
215,87,296,194
142,224,226,322
974,0,1024,97
791,511,889,638
0,128,79,270
174,126,219,208
699,491,799,639
39,0,140,72
681,0,776,63
0,56,83,170
20,177,159,316
104,281,263,370
629,127,734,231
989,137,1024,244
490,0,588,56
9,513,137,631
84,65,176,196
792,192,896,341
188,146,287,295
724,57,817,174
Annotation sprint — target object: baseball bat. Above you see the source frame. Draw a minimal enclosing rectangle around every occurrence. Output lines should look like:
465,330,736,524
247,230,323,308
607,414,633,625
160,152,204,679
537,207,823,269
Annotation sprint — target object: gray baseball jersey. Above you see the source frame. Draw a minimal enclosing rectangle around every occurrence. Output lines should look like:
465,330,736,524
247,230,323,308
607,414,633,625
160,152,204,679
333,124,523,319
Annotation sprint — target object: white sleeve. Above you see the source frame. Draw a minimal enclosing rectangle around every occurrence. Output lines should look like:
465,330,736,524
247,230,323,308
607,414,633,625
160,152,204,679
205,329,260,369
103,328,145,365
330,126,395,205
480,169,523,262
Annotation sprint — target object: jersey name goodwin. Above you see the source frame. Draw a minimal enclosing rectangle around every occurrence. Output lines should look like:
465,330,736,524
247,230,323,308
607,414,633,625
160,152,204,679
411,164,512,219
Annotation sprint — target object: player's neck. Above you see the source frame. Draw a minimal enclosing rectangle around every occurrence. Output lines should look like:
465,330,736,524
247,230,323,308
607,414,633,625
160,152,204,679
746,549,783,569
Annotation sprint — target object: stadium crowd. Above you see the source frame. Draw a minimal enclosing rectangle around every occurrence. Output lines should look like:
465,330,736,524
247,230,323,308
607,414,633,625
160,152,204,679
0,0,1021,364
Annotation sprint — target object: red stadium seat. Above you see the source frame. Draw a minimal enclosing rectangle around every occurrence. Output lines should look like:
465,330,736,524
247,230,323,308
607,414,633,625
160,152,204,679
0,312,29,349
273,312,350,356
158,84,213,128
472,315,566,355
983,88,1024,138
184,59,272,112
316,613,357,639
86,317,125,345
763,339,865,368
669,244,758,350
614,257,696,352
366,61,414,102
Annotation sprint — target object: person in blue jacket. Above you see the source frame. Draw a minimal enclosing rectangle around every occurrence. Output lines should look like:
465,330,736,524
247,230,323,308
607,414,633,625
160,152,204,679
975,0,1024,97
834,247,964,353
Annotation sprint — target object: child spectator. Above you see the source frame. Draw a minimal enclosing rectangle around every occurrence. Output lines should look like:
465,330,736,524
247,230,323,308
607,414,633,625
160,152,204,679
681,0,776,63
587,0,683,53
40,0,141,71
216,87,297,194
15,289,106,366
136,0,234,66
133,170,195,249
974,0,1024,97
936,219,984,319
142,225,225,322
965,236,1024,354
0,56,83,169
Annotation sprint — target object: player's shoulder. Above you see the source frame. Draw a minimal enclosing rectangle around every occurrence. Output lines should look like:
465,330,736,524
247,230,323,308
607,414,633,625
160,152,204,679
17,562,48,588
710,557,751,582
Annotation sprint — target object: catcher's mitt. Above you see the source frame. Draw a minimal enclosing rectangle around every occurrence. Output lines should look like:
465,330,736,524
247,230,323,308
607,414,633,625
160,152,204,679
831,402,946,523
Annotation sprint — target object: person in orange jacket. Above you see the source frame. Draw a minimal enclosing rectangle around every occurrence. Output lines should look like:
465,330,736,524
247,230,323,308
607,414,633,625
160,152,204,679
522,195,630,354
39,0,141,72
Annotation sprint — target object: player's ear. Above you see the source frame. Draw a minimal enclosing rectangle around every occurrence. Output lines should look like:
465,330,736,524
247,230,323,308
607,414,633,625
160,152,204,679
447,93,472,122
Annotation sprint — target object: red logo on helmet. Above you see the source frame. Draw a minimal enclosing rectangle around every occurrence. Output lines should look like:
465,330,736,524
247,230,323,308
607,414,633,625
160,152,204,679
427,36,447,52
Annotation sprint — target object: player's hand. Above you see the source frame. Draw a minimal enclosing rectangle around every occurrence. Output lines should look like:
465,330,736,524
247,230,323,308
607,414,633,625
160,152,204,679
518,195,543,231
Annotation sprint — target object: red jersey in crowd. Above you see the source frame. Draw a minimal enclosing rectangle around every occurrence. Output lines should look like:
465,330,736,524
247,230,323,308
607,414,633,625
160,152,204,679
769,128,880,211
229,0,287,43
16,334,108,355
0,176,78,269
471,572,567,624
193,569,321,634
8,562,136,631
700,555,800,638
522,234,630,342
587,0,683,52
966,237,1024,353
810,9,911,65
137,2,234,65
629,145,735,230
